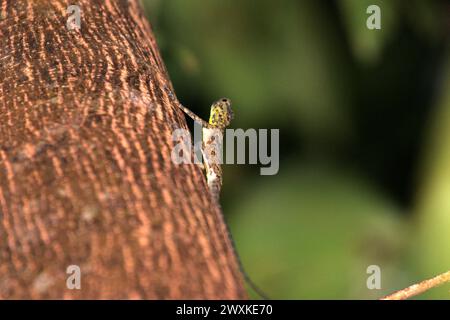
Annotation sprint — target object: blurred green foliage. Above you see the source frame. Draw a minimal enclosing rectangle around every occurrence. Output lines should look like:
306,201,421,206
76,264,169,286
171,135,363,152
142,0,450,299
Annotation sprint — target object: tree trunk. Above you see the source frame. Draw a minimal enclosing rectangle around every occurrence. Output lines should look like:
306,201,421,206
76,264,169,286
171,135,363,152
0,0,247,299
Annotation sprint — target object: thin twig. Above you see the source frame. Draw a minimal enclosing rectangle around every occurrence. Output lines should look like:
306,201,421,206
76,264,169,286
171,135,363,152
381,270,450,300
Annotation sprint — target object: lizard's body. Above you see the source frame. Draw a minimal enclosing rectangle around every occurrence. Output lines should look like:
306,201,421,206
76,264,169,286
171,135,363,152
202,126,223,200
200,98,233,201
170,94,233,201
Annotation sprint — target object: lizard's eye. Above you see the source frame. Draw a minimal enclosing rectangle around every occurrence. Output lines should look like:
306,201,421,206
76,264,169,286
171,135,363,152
221,98,231,105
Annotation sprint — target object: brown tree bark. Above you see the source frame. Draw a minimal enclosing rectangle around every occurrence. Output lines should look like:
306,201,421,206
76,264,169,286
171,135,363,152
0,0,247,299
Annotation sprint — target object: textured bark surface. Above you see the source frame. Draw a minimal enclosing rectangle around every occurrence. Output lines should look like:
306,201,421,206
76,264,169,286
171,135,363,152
0,0,247,299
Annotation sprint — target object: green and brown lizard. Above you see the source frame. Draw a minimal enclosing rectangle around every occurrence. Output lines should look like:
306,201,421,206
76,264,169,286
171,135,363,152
168,91,269,299
170,93,234,202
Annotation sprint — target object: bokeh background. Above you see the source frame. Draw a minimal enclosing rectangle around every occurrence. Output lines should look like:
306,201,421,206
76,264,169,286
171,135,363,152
142,0,450,299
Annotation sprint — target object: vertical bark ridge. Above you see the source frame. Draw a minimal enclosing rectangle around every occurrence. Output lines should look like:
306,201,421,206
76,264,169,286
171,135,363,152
0,0,247,299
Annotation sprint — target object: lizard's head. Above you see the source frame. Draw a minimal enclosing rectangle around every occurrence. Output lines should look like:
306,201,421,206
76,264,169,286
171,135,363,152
209,98,234,129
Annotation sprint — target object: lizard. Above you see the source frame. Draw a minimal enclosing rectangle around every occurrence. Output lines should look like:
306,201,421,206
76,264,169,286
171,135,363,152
191,97,233,202
166,88,270,299
166,87,233,201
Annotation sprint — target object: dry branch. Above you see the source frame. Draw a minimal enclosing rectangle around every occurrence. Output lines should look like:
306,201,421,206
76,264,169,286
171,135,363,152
381,270,450,300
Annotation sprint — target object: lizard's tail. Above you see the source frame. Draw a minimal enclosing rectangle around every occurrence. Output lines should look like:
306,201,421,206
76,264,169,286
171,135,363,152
218,207,271,300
